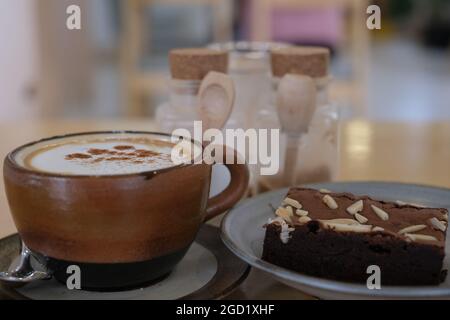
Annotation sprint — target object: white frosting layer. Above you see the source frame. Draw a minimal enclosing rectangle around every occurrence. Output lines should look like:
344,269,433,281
14,133,194,176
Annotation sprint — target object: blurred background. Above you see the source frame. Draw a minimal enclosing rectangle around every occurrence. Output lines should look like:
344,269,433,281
1,0,450,298
1,0,450,123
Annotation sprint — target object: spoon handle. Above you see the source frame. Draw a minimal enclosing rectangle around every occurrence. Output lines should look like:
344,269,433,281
283,134,301,186
0,241,51,283
198,71,235,133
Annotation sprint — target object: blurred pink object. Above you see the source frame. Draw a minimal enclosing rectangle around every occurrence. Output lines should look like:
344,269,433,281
241,0,344,46
272,8,344,45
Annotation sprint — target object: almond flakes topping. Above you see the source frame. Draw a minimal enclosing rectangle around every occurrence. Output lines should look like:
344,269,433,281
295,209,309,216
404,233,438,242
298,216,312,224
398,224,427,235
275,207,292,223
321,222,373,233
318,218,360,225
282,197,302,209
354,213,368,224
322,195,338,209
395,200,426,208
371,204,389,221
429,217,446,232
285,206,294,216
346,200,364,215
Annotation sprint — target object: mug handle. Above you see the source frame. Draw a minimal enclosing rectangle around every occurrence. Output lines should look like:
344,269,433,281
0,241,51,284
204,147,249,221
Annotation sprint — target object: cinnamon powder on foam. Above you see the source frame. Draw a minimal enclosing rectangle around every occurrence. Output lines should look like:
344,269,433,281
65,145,168,164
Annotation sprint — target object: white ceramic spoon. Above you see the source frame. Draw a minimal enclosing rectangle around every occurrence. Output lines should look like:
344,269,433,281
276,74,316,186
198,71,236,197
198,71,235,133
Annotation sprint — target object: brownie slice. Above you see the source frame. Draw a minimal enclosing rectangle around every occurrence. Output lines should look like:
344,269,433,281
262,187,448,285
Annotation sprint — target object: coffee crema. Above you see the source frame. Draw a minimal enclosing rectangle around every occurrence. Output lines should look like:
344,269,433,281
14,133,194,175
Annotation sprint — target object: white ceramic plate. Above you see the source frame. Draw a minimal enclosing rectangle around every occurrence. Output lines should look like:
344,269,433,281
221,182,450,299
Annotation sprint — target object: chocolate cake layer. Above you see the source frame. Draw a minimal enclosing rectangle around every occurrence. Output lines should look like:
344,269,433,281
262,187,448,285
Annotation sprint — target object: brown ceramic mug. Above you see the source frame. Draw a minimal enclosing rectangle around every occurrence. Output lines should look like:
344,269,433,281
1,131,249,290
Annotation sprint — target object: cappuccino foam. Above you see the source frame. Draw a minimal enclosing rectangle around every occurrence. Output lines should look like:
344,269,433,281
14,133,194,175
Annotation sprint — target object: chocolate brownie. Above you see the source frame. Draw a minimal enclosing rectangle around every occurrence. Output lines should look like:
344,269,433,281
262,187,448,285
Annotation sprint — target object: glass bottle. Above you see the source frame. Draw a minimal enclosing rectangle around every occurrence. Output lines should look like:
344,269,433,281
156,79,201,135
155,48,230,197
259,47,339,191
208,42,289,194
156,47,228,135
208,42,290,131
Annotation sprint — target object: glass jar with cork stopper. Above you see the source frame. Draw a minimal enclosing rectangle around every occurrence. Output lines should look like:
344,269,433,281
156,48,229,135
156,48,243,198
207,41,291,131
258,46,339,191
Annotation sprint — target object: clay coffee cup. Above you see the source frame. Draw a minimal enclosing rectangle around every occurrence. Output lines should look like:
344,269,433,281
1,131,249,290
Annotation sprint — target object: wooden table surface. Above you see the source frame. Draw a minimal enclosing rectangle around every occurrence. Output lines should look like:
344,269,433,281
0,119,449,299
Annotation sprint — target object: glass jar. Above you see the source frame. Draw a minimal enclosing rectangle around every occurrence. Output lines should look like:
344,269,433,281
155,79,201,135
207,42,290,194
208,42,289,130
259,76,340,191
156,78,234,198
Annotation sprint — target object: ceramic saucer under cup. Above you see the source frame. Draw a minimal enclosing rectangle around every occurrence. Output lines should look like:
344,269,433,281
0,225,249,300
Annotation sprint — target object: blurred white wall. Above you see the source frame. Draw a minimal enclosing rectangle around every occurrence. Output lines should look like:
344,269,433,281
0,0,39,120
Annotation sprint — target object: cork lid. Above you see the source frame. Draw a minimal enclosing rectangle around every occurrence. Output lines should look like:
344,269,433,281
169,48,228,80
271,46,330,78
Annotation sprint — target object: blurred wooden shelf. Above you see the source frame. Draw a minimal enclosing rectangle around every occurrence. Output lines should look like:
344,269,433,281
134,71,169,96
120,0,233,116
